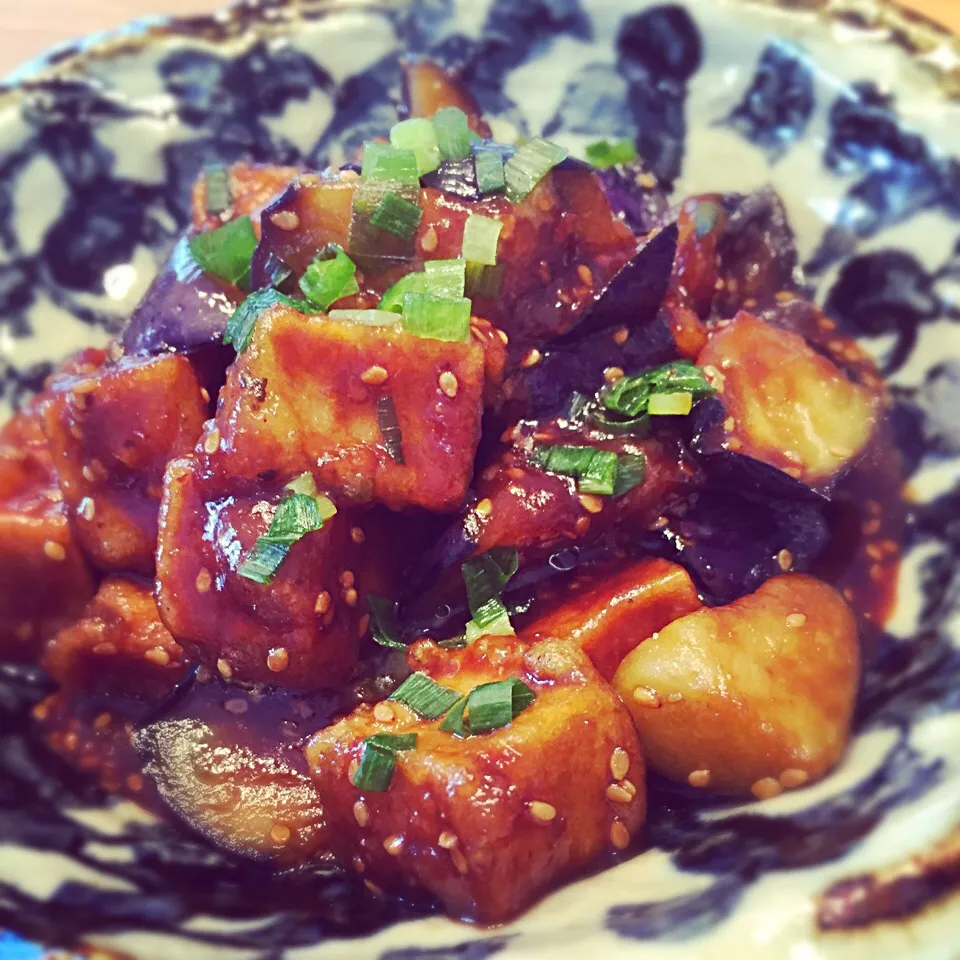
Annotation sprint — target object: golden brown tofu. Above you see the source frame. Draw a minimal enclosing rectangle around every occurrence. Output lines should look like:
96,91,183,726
522,558,702,679
213,308,486,512
42,577,187,703
0,401,95,661
156,455,369,688
401,60,492,138
306,636,645,923
137,717,330,866
612,574,860,797
191,161,300,232
696,313,880,486
42,353,208,573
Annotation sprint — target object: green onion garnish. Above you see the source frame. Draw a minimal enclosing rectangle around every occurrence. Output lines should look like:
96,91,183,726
584,138,638,170
361,142,420,185
601,360,715,418
189,215,258,289
378,271,427,313
368,595,405,649
647,392,694,416
328,309,399,326
299,246,359,310
473,147,506,195
237,492,327,585
433,107,475,162
503,138,568,203
613,452,647,498
439,678,536,737
401,292,471,342
390,117,442,176
389,672,462,719
464,262,503,299
423,259,466,299
284,472,317,497
376,395,405,465
204,163,232,215
461,547,519,642
461,214,503,267
578,449,619,496
535,444,595,477
349,181,420,260
224,288,308,353
353,732,417,792
370,192,423,240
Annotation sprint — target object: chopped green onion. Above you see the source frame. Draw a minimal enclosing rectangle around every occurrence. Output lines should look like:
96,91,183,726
461,214,503,266
585,138,638,169
361,141,420,185
370,192,423,240
463,606,514,643
224,288,307,353
504,138,568,203
376,395,405,465
466,678,536,735
586,406,653,437
438,697,468,735
315,496,338,521
401,292,471,342
189,215,258,288
423,259,466,299
440,678,536,738
328,309,399,325
353,732,417,792
284,472,317,497
204,163,232,215
433,107,474,161
390,117,442,176
647,392,694,416
237,492,325,585
474,148,506,194
389,672,462,719
299,246,358,310
378,271,427,313
438,634,468,650
464,262,503,299
613,452,647,498
536,444,596,478
461,548,518,642
349,181,420,261
601,360,715,418
578,449,619,496
368,595,405,649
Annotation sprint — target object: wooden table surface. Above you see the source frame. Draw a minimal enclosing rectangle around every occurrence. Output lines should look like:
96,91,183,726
0,0,957,77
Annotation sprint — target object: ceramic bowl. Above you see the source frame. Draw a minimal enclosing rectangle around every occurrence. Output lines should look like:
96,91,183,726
0,1,959,958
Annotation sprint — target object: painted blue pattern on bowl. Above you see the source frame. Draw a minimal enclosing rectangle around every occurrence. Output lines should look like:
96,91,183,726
0,1,958,957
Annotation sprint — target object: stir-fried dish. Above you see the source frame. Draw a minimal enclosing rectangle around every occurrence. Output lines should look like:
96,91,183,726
0,62,904,924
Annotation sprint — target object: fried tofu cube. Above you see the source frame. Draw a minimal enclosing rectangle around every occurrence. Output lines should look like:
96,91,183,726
213,308,486,512
696,313,880,486
156,455,368,688
42,353,208,573
612,574,860,796
42,577,186,703
305,636,646,922
522,558,702,678
0,402,94,660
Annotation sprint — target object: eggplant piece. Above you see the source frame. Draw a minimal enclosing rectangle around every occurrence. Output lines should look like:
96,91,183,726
121,236,240,355
597,162,671,236
421,158,481,201
503,224,679,419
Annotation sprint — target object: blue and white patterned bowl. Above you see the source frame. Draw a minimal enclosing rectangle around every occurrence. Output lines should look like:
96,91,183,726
1,1,959,957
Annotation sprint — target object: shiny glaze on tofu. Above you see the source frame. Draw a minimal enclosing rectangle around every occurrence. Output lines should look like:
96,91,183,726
613,574,860,796
0,401,94,660
212,307,486,512
156,455,374,688
401,59,491,138
42,352,208,573
522,558,701,679
305,635,645,923
42,577,187,704
696,313,880,487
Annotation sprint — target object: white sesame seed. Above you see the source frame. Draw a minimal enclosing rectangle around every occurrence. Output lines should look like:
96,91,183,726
383,834,404,856
688,769,711,788
610,747,630,781
78,497,96,522
777,548,794,571
449,846,469,874
785,613,807,628
521,349,542,368
195,568,212,593
578,494,603,515
751,777,783,800
779,768,809,789
438,831,459,849
610,820,630,850
528,801,557,823
216,658,233,680
606,783,633,804
475,498,493,518
270,210,300,231
350,526,366,544
373,702,395,724
203,428,221,455
353,800,369,826
315,591,332,615
43,540,67,562
144,647,171,667
438,371,459,398
266,647,289,673
632,686,662,709
361,365,389,386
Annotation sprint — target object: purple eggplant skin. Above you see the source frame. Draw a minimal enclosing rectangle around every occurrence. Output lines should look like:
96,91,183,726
503,223,679,420
597,162,671,235
121,236,238,355
713,188,805,315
